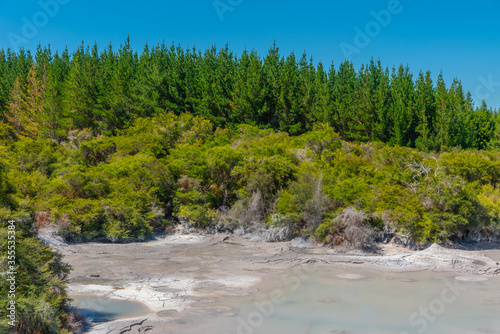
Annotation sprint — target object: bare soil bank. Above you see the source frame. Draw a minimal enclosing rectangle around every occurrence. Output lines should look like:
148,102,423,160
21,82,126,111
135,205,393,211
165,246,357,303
56,234,500,333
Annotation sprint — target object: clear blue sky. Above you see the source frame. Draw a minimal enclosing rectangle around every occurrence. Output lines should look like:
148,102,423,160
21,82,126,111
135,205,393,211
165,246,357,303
1,0,499,108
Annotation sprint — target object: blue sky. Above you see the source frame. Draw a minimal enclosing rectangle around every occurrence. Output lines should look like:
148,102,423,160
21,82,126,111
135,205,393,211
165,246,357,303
1,0,499,108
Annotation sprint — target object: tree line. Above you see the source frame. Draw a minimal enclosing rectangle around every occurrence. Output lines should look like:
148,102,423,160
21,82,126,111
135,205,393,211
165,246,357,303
0,38,498,151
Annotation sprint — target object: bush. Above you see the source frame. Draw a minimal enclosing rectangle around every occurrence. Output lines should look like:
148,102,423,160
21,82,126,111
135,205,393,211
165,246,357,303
4,112,500,246
0,122,19,145
227,191,265,228
478,185,500,227
14,139,58,176
177,204,217,228
0,225,72,333
79,138,117,166
440,151,499,185
315,207,375,249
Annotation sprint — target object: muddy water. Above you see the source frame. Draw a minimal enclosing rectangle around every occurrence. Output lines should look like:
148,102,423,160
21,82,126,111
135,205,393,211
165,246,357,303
175,265,500,334
70,294,149,322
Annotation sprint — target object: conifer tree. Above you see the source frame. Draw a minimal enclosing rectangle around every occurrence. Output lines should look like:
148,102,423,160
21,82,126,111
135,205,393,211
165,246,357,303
473,101,495,150
261,42,282,129
296,53,316,132
332,60,360,140
41,66,69,140
359,59,388,141
23,62,45,138
372,62,391,142
414,71,435,150
6,77,25,133
277,51,300,133
0,50,11,121
62,46,103,132
232,49,265,125
447,79,468,148
326,62,337,126
462,91,476,149
129,43,164,118
312,61,329,124
388,64,415,146
434,71,450,149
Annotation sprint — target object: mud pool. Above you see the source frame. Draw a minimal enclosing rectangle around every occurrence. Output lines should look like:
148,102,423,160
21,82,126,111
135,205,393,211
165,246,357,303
57,235,500,333
174,266,500,334
70,294,149,323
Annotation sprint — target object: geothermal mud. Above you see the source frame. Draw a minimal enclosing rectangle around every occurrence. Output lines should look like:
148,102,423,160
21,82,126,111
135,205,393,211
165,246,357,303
55,234,500,333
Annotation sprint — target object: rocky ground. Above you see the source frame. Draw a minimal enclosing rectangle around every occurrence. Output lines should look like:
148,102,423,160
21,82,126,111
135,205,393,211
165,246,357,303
54,233,500,334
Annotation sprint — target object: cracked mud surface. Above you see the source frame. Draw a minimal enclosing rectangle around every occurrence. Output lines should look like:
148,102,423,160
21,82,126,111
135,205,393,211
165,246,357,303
56,235,500,333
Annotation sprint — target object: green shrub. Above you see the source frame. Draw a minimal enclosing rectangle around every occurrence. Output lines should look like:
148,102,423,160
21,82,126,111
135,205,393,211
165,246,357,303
79,138,117,166
0,225,72,333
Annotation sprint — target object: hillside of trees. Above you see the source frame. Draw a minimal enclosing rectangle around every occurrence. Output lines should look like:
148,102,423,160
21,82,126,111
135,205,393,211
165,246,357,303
0,111,499,245
0,40,499,244
1,40,500,332
0,39,499,240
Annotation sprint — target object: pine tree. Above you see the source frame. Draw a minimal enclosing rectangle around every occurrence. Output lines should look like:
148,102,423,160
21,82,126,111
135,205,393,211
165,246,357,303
129,43,163,118
63,50,101,131
358,59,388,141
311,61,329,124
6,77,25,133
5,63,45,138
462,91,476,149
326,61,336,126
261,42,282,129
41,66,70,140
414,70,435,150
388,64,415,146
214,44,237,127
447,79,468,148
0,49,10,120
195,45,227,125
231,49,265,125
296,53,316,132
277,51,300,134
372,62,391,142
14,49,33,87
23,62,45,138
332,60,361,140
473,101,495,150
434,71,449,149
159,43,185,115
100,38,140,132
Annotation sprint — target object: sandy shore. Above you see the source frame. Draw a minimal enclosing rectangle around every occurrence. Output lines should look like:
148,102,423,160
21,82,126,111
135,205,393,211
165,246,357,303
55,234,500,333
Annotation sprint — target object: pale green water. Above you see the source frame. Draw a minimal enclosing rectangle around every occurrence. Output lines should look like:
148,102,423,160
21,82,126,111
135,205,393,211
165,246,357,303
185,266,500,334
70,294,149,322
